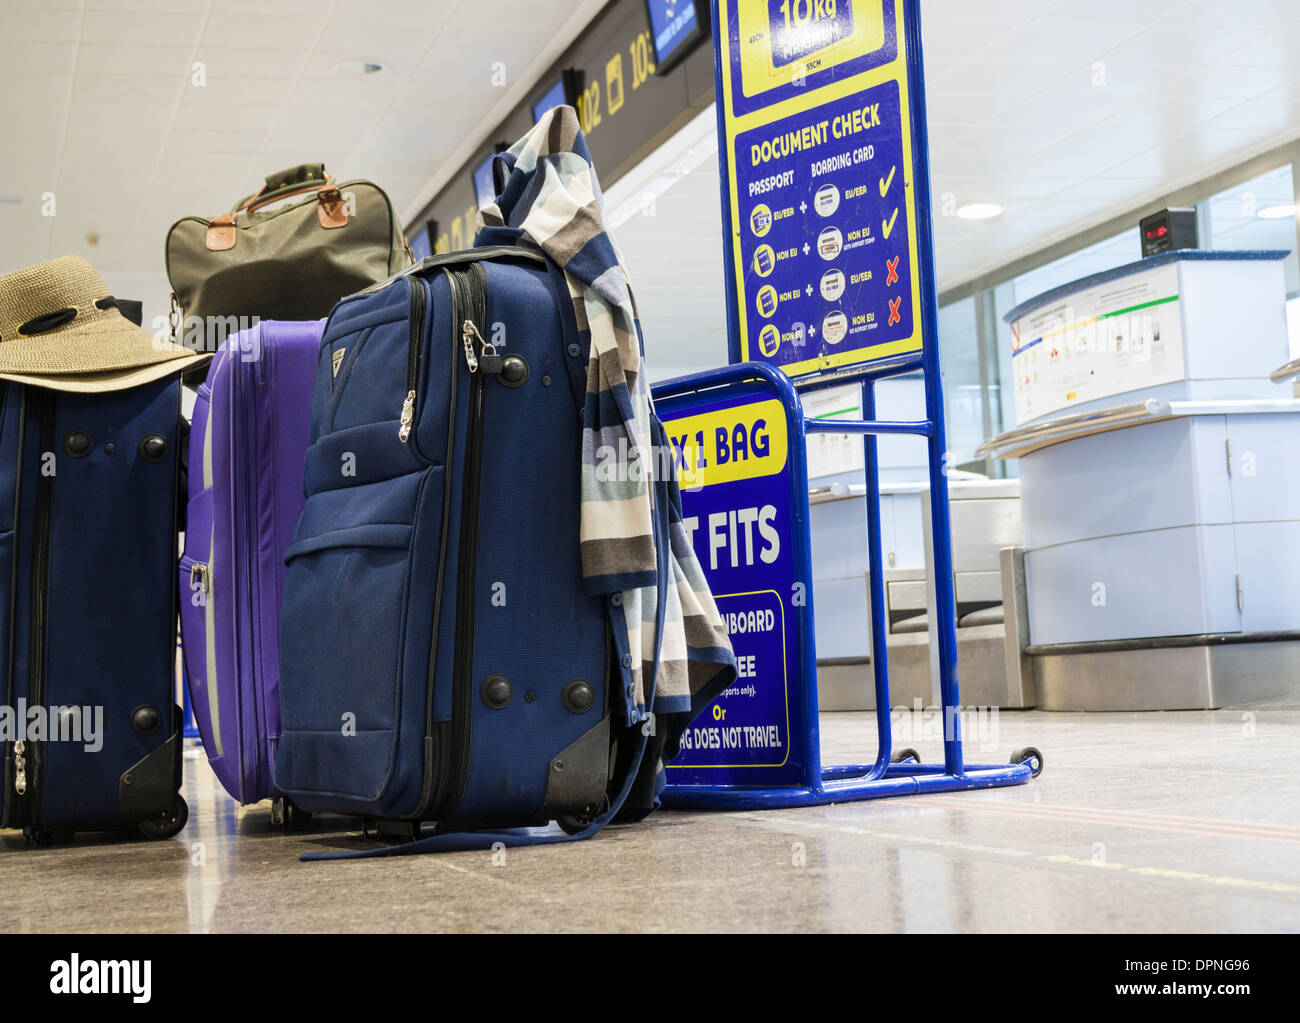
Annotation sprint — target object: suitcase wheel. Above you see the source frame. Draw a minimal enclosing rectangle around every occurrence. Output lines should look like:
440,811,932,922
271,797,312,831
556,793,610,836
28,825,74,847
138,795,189,840
285,801,312,832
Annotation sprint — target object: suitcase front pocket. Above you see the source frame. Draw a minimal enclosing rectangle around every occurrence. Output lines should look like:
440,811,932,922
276,469,432,807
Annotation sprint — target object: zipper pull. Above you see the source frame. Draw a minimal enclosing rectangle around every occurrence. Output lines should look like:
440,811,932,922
461,321,480,373
398,390,416,443
189,562,208,592
13,740,25,795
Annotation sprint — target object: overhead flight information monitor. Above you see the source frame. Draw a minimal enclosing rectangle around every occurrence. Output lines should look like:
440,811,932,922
533,79,567,122
409,224,432,261
471,155,497,210
645,0,707,72
532,75,575,122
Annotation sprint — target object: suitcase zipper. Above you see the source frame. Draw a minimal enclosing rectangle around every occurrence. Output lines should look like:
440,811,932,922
399,276,427,443
417,270,459,816
2,393,25,828
232,355,253,792
16,393,56,826
197,384,223,759
431,262,488,819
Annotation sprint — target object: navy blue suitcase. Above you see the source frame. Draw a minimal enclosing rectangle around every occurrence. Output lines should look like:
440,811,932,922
276,247,617,836
0,377,189,843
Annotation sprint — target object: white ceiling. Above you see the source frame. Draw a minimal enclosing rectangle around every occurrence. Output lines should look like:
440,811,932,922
3,0,1300,342
0,0,603,287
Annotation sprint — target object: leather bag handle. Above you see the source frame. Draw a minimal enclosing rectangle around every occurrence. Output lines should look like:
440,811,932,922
232,163,332,213
206,165,349,248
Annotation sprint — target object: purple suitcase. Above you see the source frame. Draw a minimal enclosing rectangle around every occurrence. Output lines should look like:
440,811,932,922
179,319,322,806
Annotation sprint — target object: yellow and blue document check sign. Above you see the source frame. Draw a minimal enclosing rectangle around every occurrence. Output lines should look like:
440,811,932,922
718,0,925,381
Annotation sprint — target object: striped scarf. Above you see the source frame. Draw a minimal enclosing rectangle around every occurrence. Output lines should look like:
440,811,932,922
476,106,734,729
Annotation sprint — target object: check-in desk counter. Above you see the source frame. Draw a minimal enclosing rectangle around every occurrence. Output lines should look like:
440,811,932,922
810,476,1029,710
980,250,1300,710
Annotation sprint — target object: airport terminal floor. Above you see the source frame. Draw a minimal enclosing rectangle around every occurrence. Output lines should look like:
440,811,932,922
4,705,1299,933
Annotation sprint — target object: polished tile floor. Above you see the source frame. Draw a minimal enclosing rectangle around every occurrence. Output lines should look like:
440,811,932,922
3,708,1299,932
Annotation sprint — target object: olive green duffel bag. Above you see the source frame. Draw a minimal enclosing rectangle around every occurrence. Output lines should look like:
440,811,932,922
165,162,412,378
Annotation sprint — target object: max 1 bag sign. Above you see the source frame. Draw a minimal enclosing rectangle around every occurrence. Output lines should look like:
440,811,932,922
661,390,808,786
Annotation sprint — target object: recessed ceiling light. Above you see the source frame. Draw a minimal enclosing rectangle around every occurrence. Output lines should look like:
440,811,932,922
334,60,385,76
1257,204,1296,220
956,202,1004,220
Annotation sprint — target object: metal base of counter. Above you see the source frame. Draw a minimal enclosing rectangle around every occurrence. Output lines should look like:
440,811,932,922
818,625,1037,711
1025,632,1300,711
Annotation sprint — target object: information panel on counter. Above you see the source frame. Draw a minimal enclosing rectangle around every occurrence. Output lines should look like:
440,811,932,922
1008,262,1186,425
660,391,806,787
716,0,927,385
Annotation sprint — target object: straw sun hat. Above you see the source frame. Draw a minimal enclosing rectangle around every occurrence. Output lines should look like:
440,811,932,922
0,255,205,392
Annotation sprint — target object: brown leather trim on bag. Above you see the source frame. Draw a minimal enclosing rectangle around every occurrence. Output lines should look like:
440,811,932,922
205,213,237,251
317,188,348,229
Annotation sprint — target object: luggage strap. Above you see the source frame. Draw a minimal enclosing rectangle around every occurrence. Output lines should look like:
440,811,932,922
298,726,652,861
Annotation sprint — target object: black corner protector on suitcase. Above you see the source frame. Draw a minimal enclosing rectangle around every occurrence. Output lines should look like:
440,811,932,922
542,714,611,819
116,708,182,824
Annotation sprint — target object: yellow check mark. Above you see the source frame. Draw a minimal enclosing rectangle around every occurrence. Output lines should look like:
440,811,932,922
879,165,897,196
882,208,899,239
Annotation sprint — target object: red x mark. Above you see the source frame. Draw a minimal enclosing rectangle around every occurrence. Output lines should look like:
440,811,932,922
888,296,902,326
886,256,899,287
